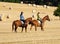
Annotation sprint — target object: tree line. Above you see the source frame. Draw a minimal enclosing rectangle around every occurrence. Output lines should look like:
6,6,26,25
53,4,60,20
0,0,60,20
0,0,60,6
0,0,20,3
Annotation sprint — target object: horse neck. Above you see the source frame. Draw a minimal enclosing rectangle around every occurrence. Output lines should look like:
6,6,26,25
42,17,47,23
26,18,32,23
25,19,30,24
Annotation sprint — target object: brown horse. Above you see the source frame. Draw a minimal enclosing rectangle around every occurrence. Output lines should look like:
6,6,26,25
30,15,50,31
12,17,32,32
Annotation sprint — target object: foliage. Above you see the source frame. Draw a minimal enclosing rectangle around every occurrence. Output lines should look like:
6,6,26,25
53,4,60,19
0,0,21,3
0,0,60,6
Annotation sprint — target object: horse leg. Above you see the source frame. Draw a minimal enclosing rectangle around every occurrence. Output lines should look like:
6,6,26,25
35,26,37,31
15,26,17,32
12,27,14,32
21,27,24,32
41,25,44,31
25,26,27,32
12,22,15,32
12,26,14,32
30,25,33,31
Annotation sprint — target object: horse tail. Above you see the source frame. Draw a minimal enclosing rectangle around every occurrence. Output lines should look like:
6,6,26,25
12,21,15,32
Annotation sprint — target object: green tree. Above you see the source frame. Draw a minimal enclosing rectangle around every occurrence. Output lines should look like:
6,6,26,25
15,0,21,3
53,5,60,20
10,0,16,2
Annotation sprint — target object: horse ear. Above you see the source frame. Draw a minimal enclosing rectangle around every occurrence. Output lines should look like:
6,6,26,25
46,15,48,17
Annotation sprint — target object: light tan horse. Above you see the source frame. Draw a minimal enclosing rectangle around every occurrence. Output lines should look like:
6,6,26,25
12,17,32,32
30,15,50,31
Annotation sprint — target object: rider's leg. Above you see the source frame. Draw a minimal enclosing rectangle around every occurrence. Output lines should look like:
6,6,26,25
39,19,42,27
21,20,25,26
39,19,42,23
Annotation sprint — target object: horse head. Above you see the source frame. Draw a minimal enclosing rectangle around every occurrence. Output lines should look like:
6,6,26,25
46,15,50,21
42,15,50,22
25,17,32,25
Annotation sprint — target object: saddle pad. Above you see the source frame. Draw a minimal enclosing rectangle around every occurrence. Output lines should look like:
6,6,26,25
38,20,41,24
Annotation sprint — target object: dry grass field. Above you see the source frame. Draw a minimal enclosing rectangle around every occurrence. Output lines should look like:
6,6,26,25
0,2,60,44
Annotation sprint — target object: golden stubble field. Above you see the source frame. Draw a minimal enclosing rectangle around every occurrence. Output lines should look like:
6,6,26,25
0,2,60,44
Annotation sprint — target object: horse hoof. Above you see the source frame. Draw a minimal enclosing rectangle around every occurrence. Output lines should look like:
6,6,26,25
21,31,23,33
30,29,31,31
25,31,27,33
35,30,37,31
15,31,17,33
41,29,44,31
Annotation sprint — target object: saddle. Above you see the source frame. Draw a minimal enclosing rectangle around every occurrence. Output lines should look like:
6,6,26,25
21,21,24,24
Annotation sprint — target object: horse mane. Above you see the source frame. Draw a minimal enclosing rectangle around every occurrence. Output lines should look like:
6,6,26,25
26,17,32,20
42,15,48,20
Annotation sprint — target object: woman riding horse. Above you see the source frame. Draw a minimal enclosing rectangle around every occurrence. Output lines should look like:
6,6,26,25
12,17,32,32
20,12,25,24
37,12,42,23
30,15,50,31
